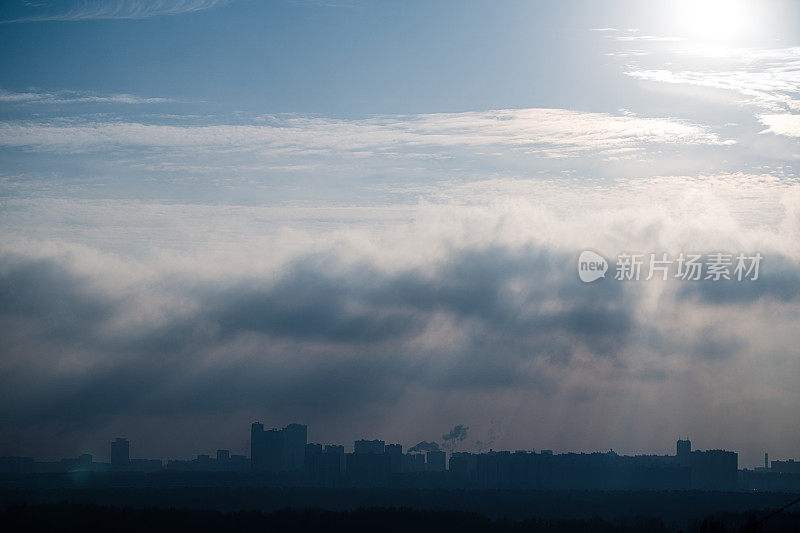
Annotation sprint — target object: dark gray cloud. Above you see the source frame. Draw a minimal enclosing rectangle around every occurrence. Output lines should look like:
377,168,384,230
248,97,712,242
0,244,640,456
206,261,426,344
676,255,800,305
0,255,115,339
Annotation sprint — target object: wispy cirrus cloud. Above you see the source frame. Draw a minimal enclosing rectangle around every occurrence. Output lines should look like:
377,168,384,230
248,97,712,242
0,0,231,23
0,88,173,105
0,108,733,158
626,64,800,113
592,27,681,43
615,35,683,43
621,44,800,138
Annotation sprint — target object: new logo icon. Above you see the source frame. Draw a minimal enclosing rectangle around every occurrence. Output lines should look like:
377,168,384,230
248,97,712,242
578,250,608,283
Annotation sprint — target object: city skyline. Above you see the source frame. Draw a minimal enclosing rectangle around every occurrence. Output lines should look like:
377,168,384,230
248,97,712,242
3,422,796,473
12,421,799,492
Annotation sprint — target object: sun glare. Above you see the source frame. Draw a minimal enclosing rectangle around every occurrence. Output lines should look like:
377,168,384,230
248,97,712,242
677,0,752,43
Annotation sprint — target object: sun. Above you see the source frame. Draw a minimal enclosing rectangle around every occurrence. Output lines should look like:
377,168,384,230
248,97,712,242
678,0,752,43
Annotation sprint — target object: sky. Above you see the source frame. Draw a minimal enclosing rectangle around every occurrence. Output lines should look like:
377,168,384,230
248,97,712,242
0,0,799,468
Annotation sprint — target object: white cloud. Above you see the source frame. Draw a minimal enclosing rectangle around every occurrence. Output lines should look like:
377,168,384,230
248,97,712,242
0,88,172,105
626,68,800,112
616,35,683,42
2,172,796,265
0,108,733,158
0,0,230,23
759,114,800,138
623,46,800,139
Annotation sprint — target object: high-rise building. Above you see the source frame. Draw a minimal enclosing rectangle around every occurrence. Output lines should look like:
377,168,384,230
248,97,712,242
403,452,427,473
688,449,738,490
427,449,446,471
676,439,691,461
354,439,385,455
772,459,800,474
250,422,266,471
449,452,478,478
322,444,346,483
250,422,307,472
110,438,130,471
283,424,307,470
385,443,403,473
262,428,284,471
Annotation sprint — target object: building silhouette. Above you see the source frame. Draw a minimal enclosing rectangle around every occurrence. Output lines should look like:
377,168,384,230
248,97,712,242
354,439,385,455
674,439,738,490
283,424,307,470
427,449,446,472
772,459,800,474
386,443,403,473
3,425,790,492
348,439,391,485
250,422,307,472
677,438,691,459
110,438,130,471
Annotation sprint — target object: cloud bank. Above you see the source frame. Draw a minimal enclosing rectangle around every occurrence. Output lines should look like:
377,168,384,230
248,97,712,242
1,175,798,464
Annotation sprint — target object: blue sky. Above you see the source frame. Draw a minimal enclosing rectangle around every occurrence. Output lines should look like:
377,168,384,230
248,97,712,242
0,0,799,467
1,0,659,114
0,0,796,116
